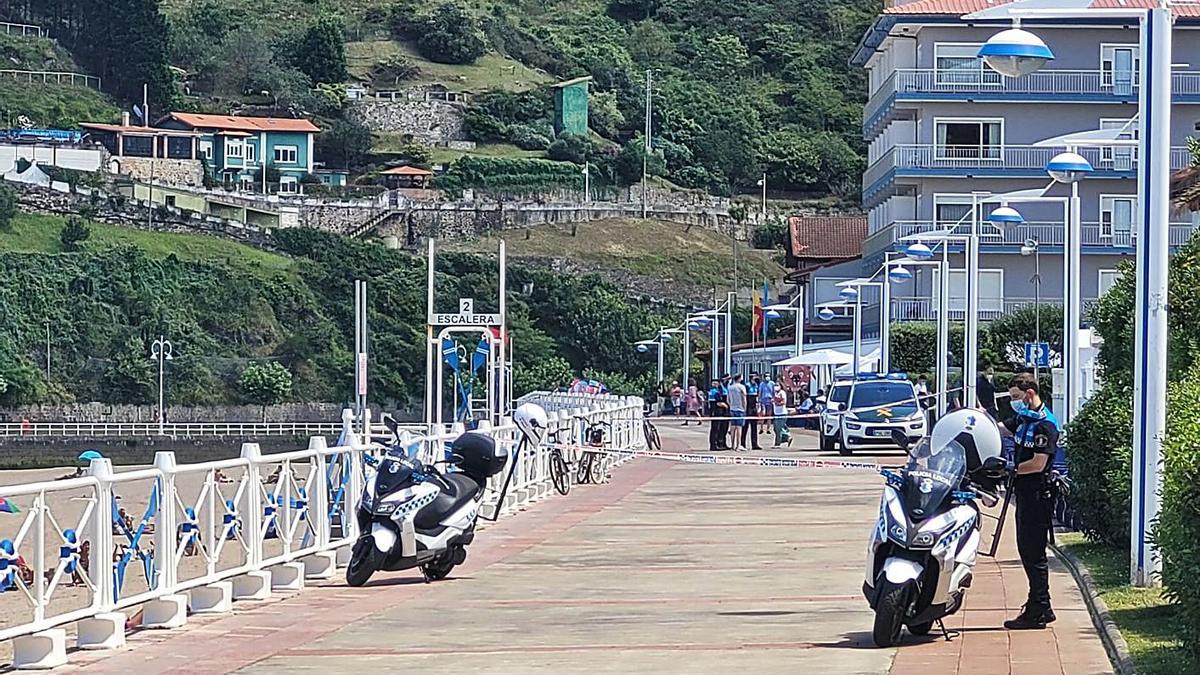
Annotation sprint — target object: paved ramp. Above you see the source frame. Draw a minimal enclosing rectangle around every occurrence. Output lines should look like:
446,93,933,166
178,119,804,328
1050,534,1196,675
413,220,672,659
66,425,1112,674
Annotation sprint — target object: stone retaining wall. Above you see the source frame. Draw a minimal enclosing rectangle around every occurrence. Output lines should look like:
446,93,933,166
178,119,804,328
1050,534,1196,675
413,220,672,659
348,99,466,145
117,156,205,187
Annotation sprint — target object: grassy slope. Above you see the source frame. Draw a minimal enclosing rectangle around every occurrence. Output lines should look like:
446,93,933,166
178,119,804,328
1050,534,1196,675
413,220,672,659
447,217,784,291
0,34,119,128
1,213,294,279
1057,533,1199,675
346,39,551,93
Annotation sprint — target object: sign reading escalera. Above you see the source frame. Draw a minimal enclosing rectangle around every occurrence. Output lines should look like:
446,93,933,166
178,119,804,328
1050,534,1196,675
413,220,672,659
430,313,502,326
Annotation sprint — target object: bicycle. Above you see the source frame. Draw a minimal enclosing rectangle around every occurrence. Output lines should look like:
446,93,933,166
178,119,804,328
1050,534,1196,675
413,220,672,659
576,418,610,485
642,411,662,451
546,427,574,496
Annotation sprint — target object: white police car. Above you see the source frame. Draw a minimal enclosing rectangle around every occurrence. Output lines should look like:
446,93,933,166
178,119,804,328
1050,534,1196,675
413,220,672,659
834,374,927,456
818,381,853,452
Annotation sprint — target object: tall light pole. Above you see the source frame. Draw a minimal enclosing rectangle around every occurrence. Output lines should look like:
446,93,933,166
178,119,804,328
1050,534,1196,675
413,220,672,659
765,290,806,361
758,173,767,217
724,291,735,377
975,0,1171,586
641,69,652,219
1022,238,1043,382
150,336,173,435
582,163,590,203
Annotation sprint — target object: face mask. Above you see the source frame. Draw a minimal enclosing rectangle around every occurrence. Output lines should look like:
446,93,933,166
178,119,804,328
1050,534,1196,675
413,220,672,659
1011,400,1028,414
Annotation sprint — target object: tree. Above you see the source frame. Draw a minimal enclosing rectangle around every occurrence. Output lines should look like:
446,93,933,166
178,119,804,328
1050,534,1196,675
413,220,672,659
293,15,347,84
81,0,177,112
101,336,155,404
412,3,486,65
216,28,310,102
60,217,91,252
239,362,293,420
547,133,591,164
315,119,373,170
0,182,15,231
694,34,750,83
613,135,664,186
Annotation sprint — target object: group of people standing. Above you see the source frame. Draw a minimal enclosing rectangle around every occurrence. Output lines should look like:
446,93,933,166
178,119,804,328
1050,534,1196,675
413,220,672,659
678,372,792,452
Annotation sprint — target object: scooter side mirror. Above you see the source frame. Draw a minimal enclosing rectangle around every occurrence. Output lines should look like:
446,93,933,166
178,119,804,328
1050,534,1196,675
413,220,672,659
382,414,400,434
890,429,910,451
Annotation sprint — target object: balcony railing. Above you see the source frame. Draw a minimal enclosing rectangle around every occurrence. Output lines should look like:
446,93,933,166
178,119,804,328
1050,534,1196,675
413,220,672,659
863,144,1191,195
865,219,1199,252
891,297,1047,322
865,69,1200,132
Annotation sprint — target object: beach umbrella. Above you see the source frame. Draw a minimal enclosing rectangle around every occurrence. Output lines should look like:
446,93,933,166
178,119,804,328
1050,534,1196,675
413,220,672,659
78,449,103,462
0,498,19,514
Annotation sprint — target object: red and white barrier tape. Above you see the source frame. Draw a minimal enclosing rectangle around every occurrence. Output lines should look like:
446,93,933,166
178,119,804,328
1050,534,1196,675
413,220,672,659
542,442,886,472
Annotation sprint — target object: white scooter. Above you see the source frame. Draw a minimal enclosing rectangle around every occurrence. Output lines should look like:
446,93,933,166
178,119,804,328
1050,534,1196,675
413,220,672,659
862,409,1009,647
346,404,549,586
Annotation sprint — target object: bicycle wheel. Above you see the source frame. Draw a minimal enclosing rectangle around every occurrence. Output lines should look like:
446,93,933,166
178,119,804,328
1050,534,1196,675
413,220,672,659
644,421,661,451
577,452,594,484
550,451,571,496
589,450,606,484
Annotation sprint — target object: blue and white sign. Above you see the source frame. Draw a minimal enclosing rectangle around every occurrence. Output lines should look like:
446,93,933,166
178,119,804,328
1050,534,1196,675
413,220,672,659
1024,341,1050,368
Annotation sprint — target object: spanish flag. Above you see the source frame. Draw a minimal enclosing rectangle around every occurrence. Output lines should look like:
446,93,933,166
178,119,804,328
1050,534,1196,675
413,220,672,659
752,280,767,341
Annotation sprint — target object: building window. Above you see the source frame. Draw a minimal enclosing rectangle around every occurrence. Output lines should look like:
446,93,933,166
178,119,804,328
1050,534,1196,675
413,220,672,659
1099,118,1137,169
165,195,177,208
199,141,212,161
1100,195,1136,246
238,175,254,192
226,140,243,159
934,119,1002,160
279,177,298,193
244,143,256,164
934,268,1005,313
274,146,298,164
1099,269,1122,298
1101,44,1139,93
933,44,1000,86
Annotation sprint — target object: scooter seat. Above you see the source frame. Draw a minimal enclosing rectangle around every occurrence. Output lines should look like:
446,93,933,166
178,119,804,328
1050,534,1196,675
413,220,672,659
414,472,480,529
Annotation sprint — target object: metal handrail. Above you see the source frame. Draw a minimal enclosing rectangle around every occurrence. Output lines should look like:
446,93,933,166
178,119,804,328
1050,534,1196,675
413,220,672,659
0,69,100,89
0,421,346,438
0,394,645,653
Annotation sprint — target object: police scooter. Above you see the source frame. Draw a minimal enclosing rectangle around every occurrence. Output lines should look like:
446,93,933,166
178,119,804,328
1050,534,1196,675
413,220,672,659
862,409,1009,647
346,403,549,586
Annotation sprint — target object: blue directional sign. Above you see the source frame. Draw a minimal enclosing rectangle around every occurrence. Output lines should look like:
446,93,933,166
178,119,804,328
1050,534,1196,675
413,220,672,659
1024,341,1050,368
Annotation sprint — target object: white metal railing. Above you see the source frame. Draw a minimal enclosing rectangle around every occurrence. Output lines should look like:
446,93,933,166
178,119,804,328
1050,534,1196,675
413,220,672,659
892,297,1048,322
0,21,44,38
0,395,644,659
864,144,1192,193
865,69,1200,126
868,219,1198,250
0,69,100,89
0,422,346,438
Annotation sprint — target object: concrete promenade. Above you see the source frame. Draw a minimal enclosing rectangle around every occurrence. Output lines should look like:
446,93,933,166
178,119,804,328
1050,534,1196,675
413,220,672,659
59,425,1112,674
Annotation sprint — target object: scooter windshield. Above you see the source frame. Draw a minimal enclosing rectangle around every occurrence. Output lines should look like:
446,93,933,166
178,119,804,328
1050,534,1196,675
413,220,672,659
902,439,967,519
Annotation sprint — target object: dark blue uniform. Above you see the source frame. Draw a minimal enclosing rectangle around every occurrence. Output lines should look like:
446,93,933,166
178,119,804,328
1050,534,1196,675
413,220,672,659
1003,403,1060,616
743,382,761,449
708,385,729,451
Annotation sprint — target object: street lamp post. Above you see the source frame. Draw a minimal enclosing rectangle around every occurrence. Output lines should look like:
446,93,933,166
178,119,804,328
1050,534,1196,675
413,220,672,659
765,289,806,361
150,336,174,436
1021,238,1043,382
975,0,1171,586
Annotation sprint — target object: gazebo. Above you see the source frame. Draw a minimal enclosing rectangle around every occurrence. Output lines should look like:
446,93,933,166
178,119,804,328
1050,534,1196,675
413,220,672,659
380,165,433,189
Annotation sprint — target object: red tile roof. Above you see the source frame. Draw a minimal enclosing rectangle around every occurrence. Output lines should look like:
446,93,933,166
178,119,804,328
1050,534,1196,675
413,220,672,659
789,216,868,260
164,112,320,133
381,165,433,175
884,0,1200,17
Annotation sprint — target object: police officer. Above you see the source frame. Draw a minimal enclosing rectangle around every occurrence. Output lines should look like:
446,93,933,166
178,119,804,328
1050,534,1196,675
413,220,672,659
743,373,763,450
707,377,729,451
1001,373,1060,630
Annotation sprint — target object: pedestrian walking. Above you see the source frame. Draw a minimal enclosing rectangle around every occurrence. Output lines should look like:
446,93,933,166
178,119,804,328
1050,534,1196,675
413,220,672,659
727,374,748,451
684,378,702,425
771,388,792,447
707,377,729,451
1002,374,1060,630
670,381,683,418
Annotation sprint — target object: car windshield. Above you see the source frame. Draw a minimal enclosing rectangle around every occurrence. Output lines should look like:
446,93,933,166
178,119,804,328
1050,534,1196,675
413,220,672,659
830,385,851,403
902,439,967,519
850,382,916,408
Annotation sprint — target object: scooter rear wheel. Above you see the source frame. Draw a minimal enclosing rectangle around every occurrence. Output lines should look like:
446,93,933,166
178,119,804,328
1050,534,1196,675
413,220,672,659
421,553,457,582
872,580,908,647
346,537,382,587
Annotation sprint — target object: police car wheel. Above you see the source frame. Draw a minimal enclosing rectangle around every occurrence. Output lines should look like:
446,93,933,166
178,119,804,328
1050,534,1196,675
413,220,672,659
820,431,834,452
838,432,852,456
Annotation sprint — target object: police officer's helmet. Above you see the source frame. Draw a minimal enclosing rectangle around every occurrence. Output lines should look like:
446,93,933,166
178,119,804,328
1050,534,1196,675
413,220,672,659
513,403,549,446
930,408,1002,474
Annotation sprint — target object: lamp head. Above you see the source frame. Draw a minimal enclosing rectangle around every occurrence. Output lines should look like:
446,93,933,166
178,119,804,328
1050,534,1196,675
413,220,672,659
687,321,701,330
888,266,913,283
905,243,933,261
838,287,859,302
978,28,1054,78
1020,238,1039,256
636,344,648,353
1046,151,1093,184
988,206,1024,226
766,309,782,320
818,307,836,321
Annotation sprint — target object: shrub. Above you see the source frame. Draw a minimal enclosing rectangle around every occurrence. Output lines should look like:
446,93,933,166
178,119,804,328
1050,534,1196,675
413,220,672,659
508,123,552,151
0,182,16,231
752,217,788,250
1157,370,1200,657
546,133,590,164
888,322,965,375
396,2,486,65
60,217,91,252
1064,381,1134,546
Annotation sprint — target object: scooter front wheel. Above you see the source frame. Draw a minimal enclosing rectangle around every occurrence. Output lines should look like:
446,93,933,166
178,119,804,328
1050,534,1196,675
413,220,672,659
421,548,461,582
906,621,932,636
872,580,909,647
346,537,383,587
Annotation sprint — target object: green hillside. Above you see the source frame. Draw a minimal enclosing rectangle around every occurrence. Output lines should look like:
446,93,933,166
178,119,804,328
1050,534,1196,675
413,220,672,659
0,33,120,128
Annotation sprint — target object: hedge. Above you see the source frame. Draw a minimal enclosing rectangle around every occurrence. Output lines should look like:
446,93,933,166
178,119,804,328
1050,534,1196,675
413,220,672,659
1064,381,1134,546
1156,370,1200,657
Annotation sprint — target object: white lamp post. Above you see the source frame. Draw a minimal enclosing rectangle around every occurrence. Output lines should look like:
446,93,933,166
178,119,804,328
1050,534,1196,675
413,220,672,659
1021,237,1043,382
150,336,173,436
1045,150,1093,426
975,0,1171,586
765,288,806,362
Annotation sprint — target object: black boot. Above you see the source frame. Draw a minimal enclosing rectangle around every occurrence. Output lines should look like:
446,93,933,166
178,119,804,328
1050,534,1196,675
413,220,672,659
1003,604,1051,630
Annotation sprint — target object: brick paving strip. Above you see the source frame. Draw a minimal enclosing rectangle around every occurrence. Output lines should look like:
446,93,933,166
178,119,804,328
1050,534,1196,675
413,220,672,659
65,458,675,674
